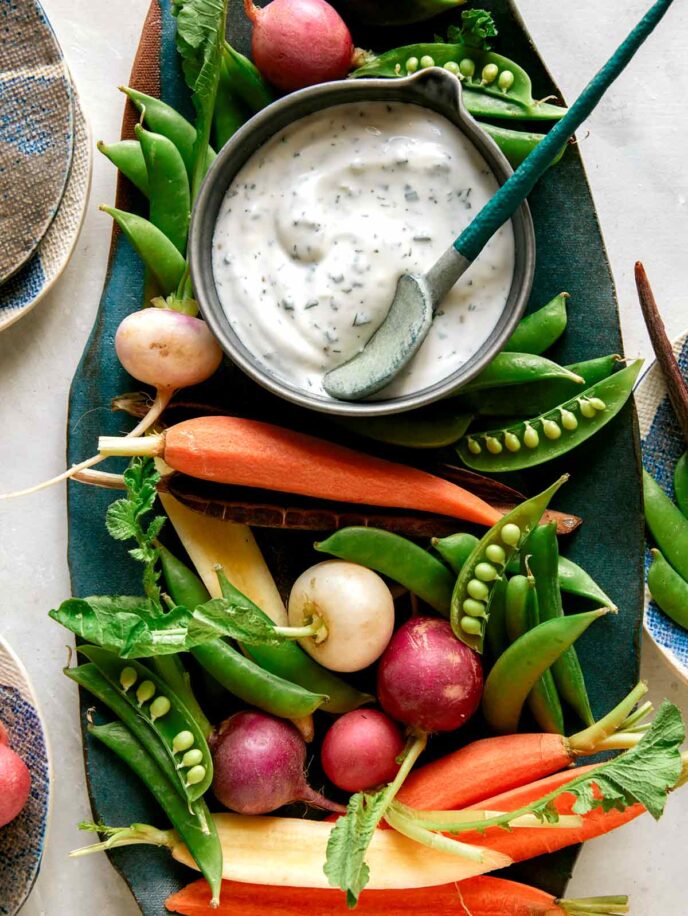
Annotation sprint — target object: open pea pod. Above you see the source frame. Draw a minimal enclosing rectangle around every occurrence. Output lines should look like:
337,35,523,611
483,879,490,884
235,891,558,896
353,43,567,121
457,359,643,472
450,476,568,651
79,646,213,803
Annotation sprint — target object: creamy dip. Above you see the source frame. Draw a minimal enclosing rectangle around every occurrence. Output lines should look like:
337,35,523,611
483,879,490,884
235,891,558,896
212,102,515,399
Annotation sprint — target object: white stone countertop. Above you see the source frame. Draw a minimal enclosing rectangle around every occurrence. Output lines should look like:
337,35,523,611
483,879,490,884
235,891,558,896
1,1,687,912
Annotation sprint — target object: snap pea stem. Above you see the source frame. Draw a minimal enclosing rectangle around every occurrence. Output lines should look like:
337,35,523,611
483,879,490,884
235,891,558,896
635,261,688,445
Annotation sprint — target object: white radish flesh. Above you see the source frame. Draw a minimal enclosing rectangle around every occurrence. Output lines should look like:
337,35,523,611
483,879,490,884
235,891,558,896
288,560,395,672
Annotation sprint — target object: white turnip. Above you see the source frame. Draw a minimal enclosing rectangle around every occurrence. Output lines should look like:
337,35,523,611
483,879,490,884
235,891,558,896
0,722,31,828
287,560,395,672
321,708,404,791
210,710,345,815
377,617,483,733
244,0,355,91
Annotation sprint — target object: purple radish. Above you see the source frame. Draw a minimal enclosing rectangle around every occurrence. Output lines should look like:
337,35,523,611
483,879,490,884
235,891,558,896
210,710,345,815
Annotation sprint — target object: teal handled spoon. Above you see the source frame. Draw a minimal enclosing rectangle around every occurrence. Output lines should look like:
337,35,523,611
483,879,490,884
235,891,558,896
323,0,676,402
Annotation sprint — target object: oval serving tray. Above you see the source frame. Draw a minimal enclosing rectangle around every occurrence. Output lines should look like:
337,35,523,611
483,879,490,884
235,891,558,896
67,1,645,912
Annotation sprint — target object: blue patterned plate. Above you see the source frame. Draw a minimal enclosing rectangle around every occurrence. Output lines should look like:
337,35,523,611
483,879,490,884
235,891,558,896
636,330,688,683
0,0,75,284
0,637,51,916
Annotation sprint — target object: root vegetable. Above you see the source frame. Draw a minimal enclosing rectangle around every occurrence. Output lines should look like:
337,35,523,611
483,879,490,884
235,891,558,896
287,560,395,672
0,723,31,828
210,710,344,815
321,709,404,791
377,617,483,733
244,0,354,91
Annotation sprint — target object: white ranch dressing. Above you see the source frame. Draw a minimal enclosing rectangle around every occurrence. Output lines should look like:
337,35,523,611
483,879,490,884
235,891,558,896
212,101,515,399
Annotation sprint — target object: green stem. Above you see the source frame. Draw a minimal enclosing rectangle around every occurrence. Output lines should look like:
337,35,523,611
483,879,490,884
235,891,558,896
70,823,174,858
569,682,648,753
384,807,485,862
558,899,629,915
594,732,643,751
273,618,327,641
619,700,653,731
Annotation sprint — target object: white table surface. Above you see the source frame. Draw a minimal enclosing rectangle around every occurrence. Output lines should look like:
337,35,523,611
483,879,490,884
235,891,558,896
1,1,687,912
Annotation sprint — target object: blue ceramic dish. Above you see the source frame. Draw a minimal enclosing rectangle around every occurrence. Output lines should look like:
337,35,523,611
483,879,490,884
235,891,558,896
636,330,688,682
0,637,51,916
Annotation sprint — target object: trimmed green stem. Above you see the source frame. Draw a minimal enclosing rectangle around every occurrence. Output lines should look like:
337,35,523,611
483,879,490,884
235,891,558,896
70,823,174,858
569,682,648,753
558,898,629,915
273,618,327,642
385,806,485,862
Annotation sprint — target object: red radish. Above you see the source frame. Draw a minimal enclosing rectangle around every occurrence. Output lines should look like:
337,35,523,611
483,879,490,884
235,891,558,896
377,617,483,733
210,711,345,815
321,709,404,791
244,0,355,91
0,723,31,828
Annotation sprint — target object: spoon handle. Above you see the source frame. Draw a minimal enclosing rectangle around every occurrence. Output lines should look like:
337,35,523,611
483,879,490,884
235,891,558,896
455,0,676,263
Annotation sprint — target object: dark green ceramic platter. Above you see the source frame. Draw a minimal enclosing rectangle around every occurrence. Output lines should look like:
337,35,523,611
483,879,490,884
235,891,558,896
67,1,644,912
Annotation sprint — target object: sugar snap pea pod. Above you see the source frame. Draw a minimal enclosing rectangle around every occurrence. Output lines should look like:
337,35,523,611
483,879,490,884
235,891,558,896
482,609,608,735
121,86,216,175
213,85,247,149
67,662,189,800
505,573,565,734
459,352,584,393
504,293,569,355
86,720,222,906
222,43,274,113
135,125,190,254
484,578,508,661
97,140,149,196
458,359,643,472
333,407,473,450
432,531,479,574
648,548,688,630
482,123,567,170
451,475,568,651
100,205,186,294
315,527,454,615
643,468,688,582
159,545,363,714
453,354,620,419
79,646,213,801
674,452,688,519
527,523,594,726
352,44,567,121
437,530,616,609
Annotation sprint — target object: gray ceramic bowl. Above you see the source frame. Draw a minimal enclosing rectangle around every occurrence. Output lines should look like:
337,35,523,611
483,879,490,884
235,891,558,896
189,68,536,417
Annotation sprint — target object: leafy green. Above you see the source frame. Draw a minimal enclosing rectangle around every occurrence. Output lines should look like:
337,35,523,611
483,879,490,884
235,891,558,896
50,593,285,658
105,458,165,608
446,9,498,50
324,791,389,909
172,0,228,199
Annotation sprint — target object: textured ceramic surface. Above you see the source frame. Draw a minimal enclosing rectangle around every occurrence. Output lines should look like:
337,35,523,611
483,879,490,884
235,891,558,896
0,0,74,283
67,1,644,912
0,637,51,916
0,80,91,333
636,330,688,683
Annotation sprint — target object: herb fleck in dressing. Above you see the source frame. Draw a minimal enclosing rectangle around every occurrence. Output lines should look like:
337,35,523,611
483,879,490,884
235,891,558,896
212,102,515,398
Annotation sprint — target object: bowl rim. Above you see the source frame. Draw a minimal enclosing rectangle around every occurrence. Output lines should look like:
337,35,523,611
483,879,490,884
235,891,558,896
189,68,536,417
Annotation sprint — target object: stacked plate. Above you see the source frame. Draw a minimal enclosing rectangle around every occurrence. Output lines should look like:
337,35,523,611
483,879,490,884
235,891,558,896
0,0,91,332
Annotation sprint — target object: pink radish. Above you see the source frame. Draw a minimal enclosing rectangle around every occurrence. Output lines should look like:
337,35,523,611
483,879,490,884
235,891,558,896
377,617,483,733
244,0,355,91
0,722,31,828
321,709,404,791
210,710,345,815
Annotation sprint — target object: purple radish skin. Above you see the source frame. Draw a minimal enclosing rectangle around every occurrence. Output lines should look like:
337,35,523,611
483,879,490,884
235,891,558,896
210,710,345,815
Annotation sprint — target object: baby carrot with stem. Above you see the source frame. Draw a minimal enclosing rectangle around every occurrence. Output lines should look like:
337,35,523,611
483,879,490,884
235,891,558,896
396,681,649,811
98,416,503,527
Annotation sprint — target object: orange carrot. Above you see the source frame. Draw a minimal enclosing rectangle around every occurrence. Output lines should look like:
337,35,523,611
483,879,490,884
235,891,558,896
397,733,573,811
165,875,614,915
100,417,502,526
459,765,644,861
397,683,650,811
